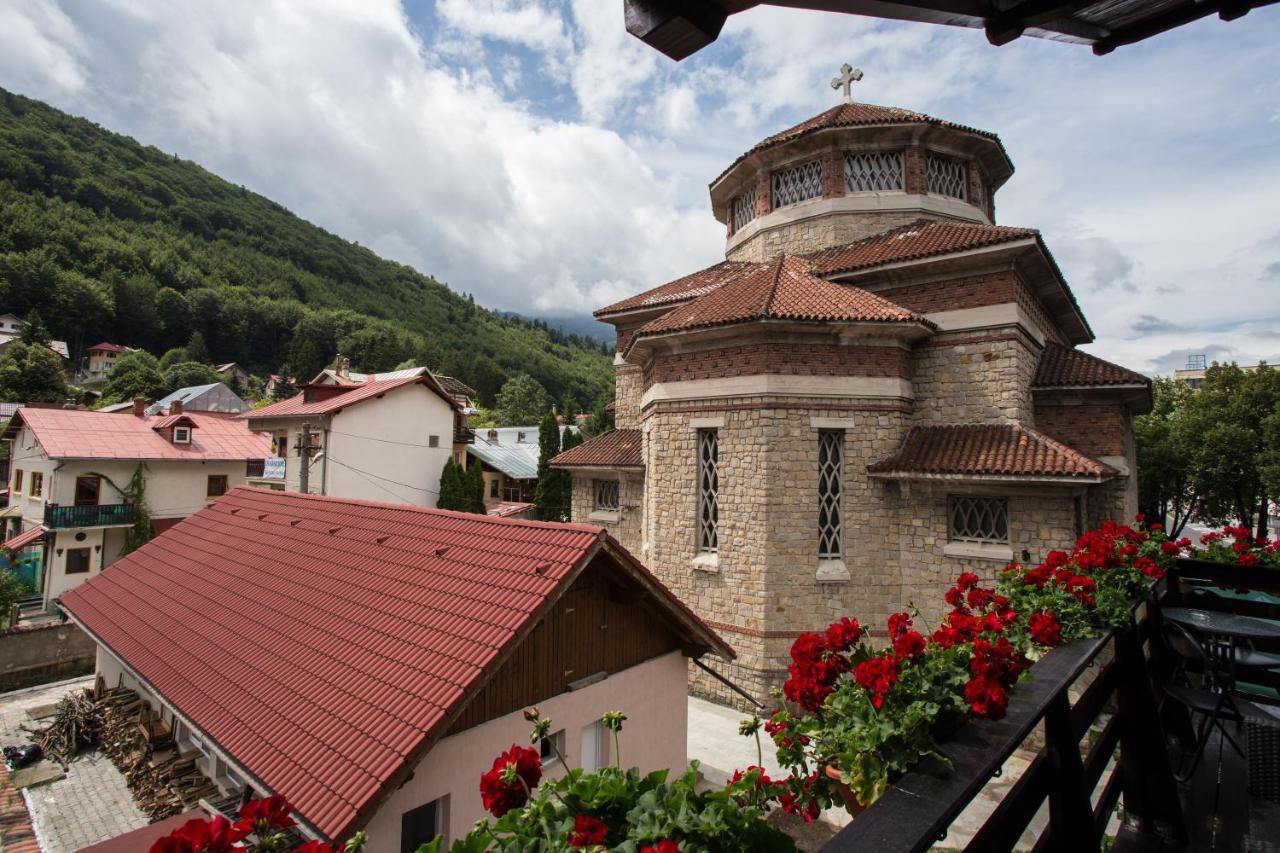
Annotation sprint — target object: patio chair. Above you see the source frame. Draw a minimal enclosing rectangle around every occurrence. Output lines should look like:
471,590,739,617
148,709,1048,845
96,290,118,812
1160,621,1275,782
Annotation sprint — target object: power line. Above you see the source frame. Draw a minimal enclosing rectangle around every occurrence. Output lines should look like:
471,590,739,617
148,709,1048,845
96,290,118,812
325,428,444,450
325,454,440,503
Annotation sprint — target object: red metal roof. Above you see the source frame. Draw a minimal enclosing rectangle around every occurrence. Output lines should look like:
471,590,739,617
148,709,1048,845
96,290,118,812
1,527,45,552
1033,343,1149,388
631,255,927,341
2,409,270,462
246,375,458,420
807,220,1037,277
551,429,643,468
150,414,198,431
60,488,729,841
868,424,1115,480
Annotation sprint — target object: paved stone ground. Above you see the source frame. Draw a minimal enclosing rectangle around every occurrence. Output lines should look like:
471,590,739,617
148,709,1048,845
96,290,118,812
687,696,1047,851
0,676,149,852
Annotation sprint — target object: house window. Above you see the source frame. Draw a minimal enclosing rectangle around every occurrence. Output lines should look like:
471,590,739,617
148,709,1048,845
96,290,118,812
844,151,904,192
580,722,605,772
173,426,192,444
12,470,21,493
926,155,967,200
817,431,843,558
539,729,565,766
593,479,619,512
489,478,498,498
503,483,524,502
948,496,1009,544
697,429,718,553
731,186,757,231
428,435,440,448
771,160,823,207
65,547,91,574
29,472,42,498
74,476,101,507
206,475,228,498
401,797,446,853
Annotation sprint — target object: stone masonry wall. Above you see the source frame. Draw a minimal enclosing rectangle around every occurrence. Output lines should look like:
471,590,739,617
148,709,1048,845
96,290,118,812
568,470,644,556
644,343,908,387
912,330,1040,424
614,364,643,429
727,209,936,262
895,482,1081,627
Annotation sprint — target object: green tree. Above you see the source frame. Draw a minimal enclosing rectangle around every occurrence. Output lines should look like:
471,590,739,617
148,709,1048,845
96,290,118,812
496,374,551,427
1135,378,1196,536
18,309,50,345
102,349,167,403
584,399,615,438
466,457,486,513
183,330,211,364
0,339,70,403
534,411,573,522
0,569,28,626
437,458,465,511
163,360,223,392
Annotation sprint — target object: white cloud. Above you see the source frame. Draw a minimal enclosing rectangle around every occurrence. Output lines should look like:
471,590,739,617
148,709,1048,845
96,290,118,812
0,1,88,98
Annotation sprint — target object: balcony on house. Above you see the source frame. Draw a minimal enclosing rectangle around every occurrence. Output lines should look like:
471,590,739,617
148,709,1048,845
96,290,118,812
44,503,135,529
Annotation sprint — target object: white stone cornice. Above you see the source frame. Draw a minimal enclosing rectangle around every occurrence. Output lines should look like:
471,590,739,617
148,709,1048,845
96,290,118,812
641,375,912,407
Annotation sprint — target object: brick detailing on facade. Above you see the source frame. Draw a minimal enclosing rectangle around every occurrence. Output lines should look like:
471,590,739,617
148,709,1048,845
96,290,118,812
644,343,910,388
1033,403,1129,458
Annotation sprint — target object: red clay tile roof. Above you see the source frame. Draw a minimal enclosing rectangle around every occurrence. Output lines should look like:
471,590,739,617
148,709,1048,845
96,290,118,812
551,429,643,468
597,260,758,317
486,501,535,518
807,220,1037,277
246,374,458,420
87,342,129,353
630,255,927,341
60,488,729,841
714,103,1007,185
2,527,46,552
3,409,270,462
868,424,1115,480
1033,343,1149,388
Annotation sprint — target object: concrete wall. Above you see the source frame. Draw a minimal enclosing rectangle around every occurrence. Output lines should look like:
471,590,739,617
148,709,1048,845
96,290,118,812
0,621,95,691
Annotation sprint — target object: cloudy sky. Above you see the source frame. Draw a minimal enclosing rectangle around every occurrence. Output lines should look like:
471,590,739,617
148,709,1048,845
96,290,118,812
1,1,1278,374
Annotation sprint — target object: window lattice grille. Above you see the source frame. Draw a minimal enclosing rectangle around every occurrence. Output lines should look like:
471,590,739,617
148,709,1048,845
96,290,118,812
843,151,904,193
771,160,823,208
927,155,967,200
948,496,1009,544
593,479,619,511
817,431,843,558
697,430,719,553
731,187,757,231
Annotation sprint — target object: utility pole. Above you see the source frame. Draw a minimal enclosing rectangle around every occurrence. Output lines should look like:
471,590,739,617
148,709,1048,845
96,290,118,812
298,422,311,494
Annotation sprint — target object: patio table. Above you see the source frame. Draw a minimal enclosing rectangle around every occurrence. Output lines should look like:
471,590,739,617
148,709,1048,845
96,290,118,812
1163,607,1280,641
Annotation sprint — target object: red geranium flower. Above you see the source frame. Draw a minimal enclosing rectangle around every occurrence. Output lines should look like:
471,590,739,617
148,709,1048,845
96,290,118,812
1240,552,1259,567
887,611,912,640
479,745,542,817
234,794,294,836
892,629,926,660
854,654,899,709
964,677,1009,720
568,814,610,847
825,616,864,652
642,842,681,853
1028,612,1062,647
293,843,339,853
149,816,247,853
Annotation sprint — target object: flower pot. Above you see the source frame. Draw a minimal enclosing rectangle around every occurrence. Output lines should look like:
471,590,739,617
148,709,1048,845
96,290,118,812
824,764,868,818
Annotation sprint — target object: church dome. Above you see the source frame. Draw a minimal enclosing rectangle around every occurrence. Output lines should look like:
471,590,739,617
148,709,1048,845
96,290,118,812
711,75,1014,262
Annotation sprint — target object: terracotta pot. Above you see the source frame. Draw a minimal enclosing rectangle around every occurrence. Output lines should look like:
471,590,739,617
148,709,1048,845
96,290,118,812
824,764,868,818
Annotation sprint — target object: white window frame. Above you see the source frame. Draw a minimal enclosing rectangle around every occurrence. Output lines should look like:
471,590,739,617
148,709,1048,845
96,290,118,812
926,154,968,200
731,187,757,231
843,150,904,193
173,426,192,444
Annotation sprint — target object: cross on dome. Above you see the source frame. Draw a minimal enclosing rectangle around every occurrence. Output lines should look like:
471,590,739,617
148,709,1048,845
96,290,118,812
830,63,863,103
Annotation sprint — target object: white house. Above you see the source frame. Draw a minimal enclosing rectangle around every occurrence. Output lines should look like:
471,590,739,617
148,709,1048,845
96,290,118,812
61,487,730,851
1,401,272,609
84,342,132,381
243,374,462,506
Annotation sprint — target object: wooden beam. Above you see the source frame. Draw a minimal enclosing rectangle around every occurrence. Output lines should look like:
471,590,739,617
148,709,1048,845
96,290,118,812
983,0,1096,45
624,0,731,61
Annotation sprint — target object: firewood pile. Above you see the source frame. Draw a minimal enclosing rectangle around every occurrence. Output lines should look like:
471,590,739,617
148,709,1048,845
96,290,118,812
23,690,102,767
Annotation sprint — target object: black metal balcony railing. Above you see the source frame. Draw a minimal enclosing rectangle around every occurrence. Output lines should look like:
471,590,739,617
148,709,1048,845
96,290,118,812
44,503,136,529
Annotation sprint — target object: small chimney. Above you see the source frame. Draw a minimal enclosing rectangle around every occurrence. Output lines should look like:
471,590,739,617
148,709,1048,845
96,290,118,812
132,397,147,417
169,399,183,415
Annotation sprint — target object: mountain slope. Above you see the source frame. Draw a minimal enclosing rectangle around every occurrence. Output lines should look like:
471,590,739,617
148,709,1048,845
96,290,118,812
0,88,613,406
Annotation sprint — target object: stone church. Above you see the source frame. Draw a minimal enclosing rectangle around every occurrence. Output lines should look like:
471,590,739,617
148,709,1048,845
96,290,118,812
552,77,1151,707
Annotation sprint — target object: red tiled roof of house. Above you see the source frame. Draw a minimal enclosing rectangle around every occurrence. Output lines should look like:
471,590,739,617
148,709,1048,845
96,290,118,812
807,220,1038,277
87,342,129,353
714,102,1007,185
551,429,643,468
1033,343,1149,388
596,261,759,317
246,374,458,420
0,765,40,853
868,424,1115,480
631,255,927,341
2,409,270,462
60,488,729,841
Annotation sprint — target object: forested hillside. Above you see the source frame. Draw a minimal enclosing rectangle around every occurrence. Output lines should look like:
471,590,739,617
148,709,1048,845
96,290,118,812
0,88,613,406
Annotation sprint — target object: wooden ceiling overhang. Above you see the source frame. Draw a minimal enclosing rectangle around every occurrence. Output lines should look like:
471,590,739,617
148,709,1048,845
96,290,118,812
625,0,1277,59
